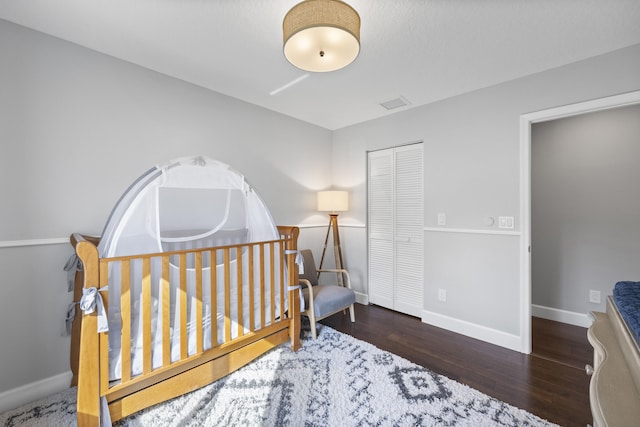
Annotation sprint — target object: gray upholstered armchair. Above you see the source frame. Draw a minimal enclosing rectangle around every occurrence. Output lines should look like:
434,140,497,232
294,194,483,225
299,249,356,339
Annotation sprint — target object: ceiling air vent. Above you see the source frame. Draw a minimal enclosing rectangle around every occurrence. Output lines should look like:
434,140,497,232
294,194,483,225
379,96,410,111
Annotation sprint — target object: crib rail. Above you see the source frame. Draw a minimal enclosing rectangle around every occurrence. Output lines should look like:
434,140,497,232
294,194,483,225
72,226,300,425
99,239,290,392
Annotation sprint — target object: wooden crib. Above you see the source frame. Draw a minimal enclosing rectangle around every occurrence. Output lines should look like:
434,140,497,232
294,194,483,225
68,226,301,426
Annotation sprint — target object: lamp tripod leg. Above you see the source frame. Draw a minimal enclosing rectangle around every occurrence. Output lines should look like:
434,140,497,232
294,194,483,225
318,217,333,279
332,215,345,286
319,214,345,286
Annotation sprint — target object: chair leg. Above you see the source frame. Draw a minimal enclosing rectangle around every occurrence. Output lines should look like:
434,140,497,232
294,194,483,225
349,304,355,323
309,313,318,339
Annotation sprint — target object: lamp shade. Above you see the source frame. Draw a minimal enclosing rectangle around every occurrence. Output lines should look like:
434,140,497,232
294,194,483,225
283,0,360,72
317,190,349,212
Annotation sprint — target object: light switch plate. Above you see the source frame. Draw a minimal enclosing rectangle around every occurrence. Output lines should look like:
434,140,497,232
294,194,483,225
498,216,514,229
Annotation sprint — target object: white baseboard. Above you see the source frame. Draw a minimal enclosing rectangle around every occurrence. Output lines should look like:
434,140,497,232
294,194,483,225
354,291,369,305
422,310,523,353
531,304,593,328
0,371,72,413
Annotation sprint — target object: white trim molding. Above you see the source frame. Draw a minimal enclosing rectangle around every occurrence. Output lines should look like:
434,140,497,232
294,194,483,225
0,237,68,249
0,226,367,247
0,371,72,413
422,310,522,353
519,90,640,355
298,223,366,229
531,305,593,328
424,227,520,237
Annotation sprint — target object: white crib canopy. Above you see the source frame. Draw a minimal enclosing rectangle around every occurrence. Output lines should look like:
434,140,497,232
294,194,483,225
98,156,278,258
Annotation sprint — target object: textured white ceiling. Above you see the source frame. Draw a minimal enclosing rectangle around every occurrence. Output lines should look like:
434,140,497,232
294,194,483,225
1,0,640,130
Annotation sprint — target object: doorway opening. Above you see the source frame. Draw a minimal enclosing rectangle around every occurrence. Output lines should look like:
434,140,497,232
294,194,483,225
519,90,640,353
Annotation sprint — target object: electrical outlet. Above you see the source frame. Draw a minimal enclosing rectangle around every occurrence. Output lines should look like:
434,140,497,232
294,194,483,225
589,290,601,304
437,213,446,226
438,288,447,302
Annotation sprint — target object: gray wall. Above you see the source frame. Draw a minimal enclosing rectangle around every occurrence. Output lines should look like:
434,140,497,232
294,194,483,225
333,43,640,342
0,19,332,395
532,104,640,314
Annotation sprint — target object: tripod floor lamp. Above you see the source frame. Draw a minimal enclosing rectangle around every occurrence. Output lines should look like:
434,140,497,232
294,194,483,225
317,190,349,285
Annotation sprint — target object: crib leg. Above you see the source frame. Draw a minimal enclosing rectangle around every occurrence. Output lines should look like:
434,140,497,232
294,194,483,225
76,310,100,427
289,288,301,351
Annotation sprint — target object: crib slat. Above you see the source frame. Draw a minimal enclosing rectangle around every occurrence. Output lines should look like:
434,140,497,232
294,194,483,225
259,244,266,329
121,260,131,383
236,247,243,338
210,249,217,347
279,243,285,320
195,252,203,354
269,242,276,324
162,256,170,367
223,248,231,342
179,253,187,360
142,258,152,374
248,245,255,332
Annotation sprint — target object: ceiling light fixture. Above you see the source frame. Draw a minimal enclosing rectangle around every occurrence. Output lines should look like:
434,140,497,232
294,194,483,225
283,0,360,73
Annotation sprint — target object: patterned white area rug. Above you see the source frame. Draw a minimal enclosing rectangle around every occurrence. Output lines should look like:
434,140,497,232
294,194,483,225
0,325,557,426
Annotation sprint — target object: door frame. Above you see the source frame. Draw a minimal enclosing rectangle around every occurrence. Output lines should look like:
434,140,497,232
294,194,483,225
519,90,640,353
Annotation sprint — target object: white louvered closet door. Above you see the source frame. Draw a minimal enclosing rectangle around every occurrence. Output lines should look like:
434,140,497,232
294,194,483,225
368,149,395,310
367,143,423,317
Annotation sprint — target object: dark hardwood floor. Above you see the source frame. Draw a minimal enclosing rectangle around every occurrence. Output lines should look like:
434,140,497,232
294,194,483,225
321,304,592,427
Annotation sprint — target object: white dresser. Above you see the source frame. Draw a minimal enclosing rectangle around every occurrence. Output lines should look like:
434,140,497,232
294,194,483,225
587,296,640,426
